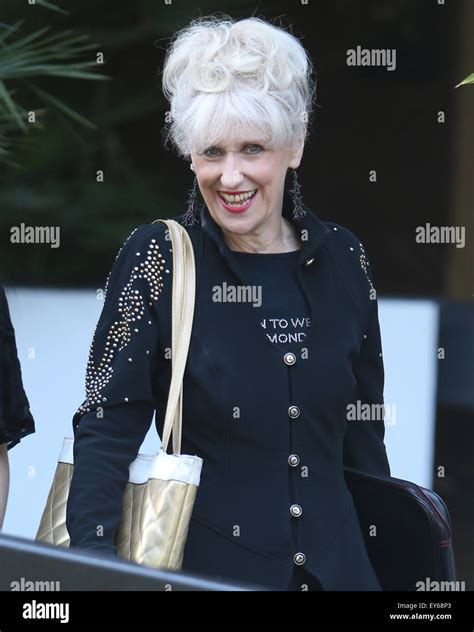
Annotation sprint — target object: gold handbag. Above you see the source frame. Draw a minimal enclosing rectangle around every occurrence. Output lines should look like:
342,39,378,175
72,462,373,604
36,219,202,571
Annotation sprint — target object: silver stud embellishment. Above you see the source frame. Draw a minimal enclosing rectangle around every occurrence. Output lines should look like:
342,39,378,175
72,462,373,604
359,244,375,293
75,234,166,416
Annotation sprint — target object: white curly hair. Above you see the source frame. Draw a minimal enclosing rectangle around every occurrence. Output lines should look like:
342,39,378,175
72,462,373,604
161,14,317,160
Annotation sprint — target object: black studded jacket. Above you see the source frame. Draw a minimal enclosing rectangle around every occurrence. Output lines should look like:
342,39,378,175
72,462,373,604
66,191,391,590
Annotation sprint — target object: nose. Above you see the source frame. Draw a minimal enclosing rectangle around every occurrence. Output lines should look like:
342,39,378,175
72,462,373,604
219,153,244,189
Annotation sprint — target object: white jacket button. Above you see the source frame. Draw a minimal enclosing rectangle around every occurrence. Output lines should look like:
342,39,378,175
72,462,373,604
284,352,296,366
290,504,303,517
288,406,300,419
288,454,300,467
294,552,306,565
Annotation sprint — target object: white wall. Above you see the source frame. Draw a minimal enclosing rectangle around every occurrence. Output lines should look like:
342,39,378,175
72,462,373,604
378,299,439,486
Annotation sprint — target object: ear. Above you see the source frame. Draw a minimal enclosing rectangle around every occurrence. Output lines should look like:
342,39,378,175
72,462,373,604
288,136,306,170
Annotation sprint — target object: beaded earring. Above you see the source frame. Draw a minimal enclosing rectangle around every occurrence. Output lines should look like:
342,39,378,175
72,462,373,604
182,163,200,227
289,168,307,220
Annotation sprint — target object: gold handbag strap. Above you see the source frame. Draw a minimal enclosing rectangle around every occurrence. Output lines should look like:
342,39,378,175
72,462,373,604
152,218,196,454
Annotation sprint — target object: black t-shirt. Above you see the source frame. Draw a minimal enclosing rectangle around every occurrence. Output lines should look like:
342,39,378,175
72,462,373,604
232,249,311,352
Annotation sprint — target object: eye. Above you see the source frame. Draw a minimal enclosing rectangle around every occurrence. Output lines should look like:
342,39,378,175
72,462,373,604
245,144,264,154
203,146,221,158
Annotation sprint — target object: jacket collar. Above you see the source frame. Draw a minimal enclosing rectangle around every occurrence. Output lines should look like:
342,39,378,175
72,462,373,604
199,190,330,283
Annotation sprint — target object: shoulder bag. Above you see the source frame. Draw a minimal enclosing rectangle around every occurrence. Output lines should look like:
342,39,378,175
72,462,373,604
36,219,202,571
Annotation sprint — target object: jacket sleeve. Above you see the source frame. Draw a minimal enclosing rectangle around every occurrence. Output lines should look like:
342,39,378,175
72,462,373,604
0,287,36,450
66,224,169,557
343,243,391,478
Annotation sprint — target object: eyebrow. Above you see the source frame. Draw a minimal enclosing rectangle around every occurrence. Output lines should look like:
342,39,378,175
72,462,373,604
205,140,266,149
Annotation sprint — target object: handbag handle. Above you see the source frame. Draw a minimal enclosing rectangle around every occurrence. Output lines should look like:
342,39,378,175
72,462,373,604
151,219,196,455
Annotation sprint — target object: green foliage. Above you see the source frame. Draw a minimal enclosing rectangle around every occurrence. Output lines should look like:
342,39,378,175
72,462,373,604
0,0,282,285
455,73,474,88
0,19,109,166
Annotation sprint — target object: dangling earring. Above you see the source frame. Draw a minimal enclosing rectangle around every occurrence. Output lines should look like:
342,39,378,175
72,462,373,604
182,163,200,227
289,168,307,220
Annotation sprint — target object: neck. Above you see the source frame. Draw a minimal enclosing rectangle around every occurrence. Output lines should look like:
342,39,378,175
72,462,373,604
224,216,301,254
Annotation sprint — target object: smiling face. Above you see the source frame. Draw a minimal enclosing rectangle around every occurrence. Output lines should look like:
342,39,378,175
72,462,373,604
190,130,305,239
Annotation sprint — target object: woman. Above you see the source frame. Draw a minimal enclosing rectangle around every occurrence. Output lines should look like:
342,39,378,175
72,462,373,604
0,285,36,529
66,15,391,591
